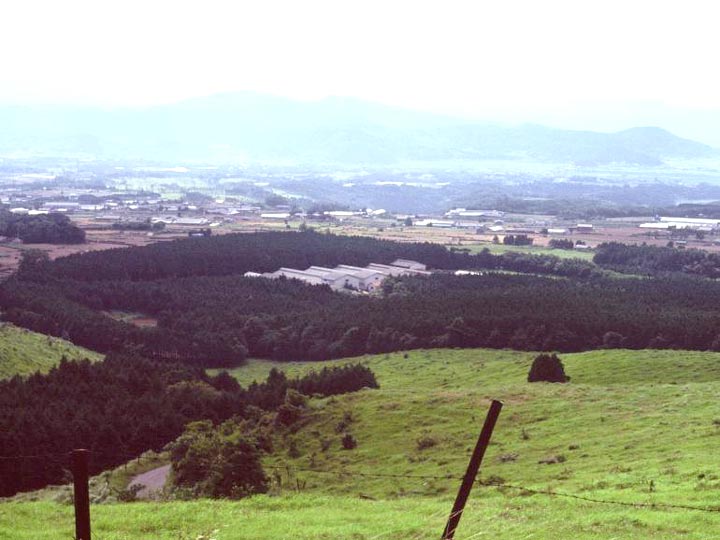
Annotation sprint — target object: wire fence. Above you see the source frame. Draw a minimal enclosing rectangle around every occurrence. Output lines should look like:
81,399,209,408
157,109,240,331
265,464,720,514
4,450,720,515
4,441,720,540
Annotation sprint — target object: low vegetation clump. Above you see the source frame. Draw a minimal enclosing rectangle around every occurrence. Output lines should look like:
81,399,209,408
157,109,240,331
341,433,358,450
527,353,570,383
549,238,575,250
168,420,268,499
416,434,438,451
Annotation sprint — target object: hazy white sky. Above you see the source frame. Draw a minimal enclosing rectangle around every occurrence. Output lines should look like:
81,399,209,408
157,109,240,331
2,0,720,136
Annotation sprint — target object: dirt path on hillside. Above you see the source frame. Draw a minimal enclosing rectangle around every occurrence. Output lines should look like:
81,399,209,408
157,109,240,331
128,464,171,499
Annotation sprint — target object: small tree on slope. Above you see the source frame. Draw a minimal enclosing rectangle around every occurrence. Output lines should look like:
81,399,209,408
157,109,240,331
527,353,570,383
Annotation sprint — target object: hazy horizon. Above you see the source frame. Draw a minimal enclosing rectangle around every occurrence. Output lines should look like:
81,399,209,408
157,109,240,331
3,0,720,146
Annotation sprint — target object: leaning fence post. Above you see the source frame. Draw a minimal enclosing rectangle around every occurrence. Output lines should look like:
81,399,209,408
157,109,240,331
71,449,91,540
441,399,503,540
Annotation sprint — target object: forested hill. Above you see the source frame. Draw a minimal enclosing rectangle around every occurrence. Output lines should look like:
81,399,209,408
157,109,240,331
4,231,720,369
29,230,598,282
32,230,456,281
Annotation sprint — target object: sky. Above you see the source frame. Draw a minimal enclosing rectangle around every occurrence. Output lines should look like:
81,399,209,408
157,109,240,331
2,0,720,144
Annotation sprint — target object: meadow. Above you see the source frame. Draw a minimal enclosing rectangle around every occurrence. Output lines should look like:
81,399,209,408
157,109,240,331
5,348,720,538
0,323,102,379
467,242,596,261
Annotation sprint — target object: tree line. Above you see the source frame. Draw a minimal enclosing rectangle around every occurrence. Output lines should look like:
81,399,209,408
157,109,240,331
0,231,603,367
0,210,85,244
593,242,720,278
6,264,720,364
24,230,599,282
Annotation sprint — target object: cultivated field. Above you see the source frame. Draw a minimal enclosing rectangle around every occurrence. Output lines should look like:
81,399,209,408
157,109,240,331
5,348,720,538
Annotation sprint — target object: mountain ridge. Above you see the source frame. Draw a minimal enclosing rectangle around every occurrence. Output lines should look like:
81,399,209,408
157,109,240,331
0,93,716,166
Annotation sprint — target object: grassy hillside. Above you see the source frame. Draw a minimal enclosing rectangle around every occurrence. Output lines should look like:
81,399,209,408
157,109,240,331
6,348,720,538
226,349,720,502
0,323,102,379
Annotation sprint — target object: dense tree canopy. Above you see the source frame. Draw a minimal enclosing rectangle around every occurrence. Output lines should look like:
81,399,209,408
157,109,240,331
23,230,598,282
593,242,720,278
0,210,85,244
3,232,720,367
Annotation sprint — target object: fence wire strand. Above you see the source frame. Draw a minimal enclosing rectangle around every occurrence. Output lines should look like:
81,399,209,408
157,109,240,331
5,451,720,515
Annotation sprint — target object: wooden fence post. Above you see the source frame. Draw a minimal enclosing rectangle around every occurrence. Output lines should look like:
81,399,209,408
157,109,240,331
72,449,91,540
441,399,503,540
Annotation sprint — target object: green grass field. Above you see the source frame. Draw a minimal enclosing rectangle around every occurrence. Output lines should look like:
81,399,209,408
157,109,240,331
5,493,717,540
0,323,103,379
6,348,720,538
462,242,597,261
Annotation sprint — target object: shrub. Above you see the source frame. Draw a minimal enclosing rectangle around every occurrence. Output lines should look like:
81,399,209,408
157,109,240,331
416,435,438,451
287,439,301,458
498,453,518,463
334,410,355,434
538,454,566,465
168,420,268,498
276,389,307,426
341,433,358,450
527,353,570,383
117,483,144,502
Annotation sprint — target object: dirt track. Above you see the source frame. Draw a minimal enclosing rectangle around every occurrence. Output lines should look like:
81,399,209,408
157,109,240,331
128,464,171,499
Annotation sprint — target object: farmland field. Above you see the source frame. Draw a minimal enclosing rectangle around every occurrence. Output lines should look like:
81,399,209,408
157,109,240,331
6,348,720,538
462,242,597,261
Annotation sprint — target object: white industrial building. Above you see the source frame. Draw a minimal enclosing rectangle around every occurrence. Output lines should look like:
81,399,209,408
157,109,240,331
260,260,428,292
366,263,414,276
304,266,363,290
334,265,386,290
640,217,720,231
391,259,428,271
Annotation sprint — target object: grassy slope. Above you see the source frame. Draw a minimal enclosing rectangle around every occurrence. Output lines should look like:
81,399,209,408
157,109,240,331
6,348,720,539
0,323,103,379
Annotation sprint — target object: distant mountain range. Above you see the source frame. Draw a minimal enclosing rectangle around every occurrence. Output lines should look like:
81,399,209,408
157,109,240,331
0,93,717,166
